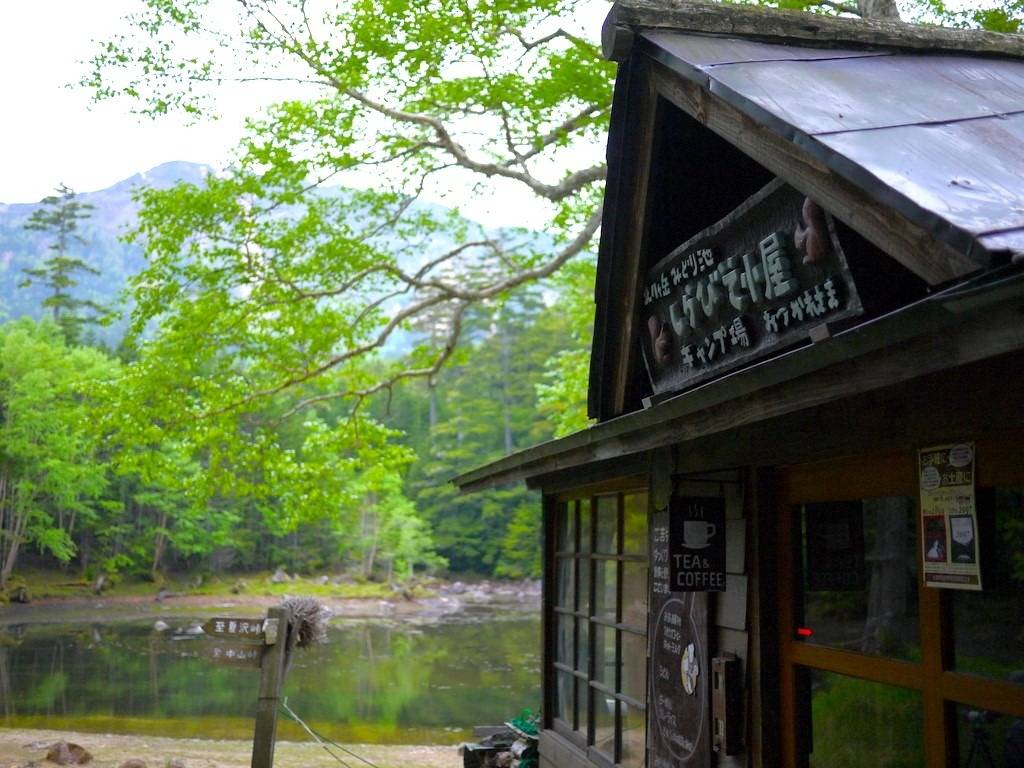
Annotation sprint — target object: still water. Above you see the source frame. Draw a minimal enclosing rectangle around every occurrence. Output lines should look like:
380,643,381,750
0,609,540,744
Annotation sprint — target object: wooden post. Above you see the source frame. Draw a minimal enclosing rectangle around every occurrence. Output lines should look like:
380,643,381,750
251,605,292,768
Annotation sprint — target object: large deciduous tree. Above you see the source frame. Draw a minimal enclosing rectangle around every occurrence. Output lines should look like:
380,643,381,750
84,0,1021,482
0,320,114,587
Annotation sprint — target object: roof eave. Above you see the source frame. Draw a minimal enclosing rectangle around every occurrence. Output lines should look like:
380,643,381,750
453,265,1024,493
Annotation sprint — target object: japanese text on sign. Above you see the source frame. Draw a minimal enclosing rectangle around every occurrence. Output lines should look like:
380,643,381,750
919,443,982,591
203,617,266,640
640,181,862,397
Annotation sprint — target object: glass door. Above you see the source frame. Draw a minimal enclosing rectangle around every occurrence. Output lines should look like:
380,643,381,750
776,436,1024,767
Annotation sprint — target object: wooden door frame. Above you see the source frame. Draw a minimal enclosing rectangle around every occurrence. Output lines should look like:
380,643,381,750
774,434,1024,767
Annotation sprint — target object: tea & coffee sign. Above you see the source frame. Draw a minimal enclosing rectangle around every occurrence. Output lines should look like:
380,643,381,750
668,495,726,592
641,180,862,395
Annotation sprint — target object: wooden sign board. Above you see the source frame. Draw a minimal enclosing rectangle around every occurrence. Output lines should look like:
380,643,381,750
641,179,862,396
193,606,298,768
203,617,266,642
650,508,711,768
203,641,264,668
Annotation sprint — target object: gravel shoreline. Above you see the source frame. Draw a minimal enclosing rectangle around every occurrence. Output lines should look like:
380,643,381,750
0,579,541,627
0,728,458,768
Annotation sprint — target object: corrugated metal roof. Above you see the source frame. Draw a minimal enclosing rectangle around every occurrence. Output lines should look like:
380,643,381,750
644,31,1024,258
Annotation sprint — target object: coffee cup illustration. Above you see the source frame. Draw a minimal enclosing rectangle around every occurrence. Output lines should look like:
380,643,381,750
682,520,716,549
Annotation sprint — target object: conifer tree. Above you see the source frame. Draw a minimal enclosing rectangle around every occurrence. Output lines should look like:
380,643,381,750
19,184,108,344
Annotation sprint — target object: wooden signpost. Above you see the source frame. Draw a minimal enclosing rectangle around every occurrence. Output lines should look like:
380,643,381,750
198,605,296,768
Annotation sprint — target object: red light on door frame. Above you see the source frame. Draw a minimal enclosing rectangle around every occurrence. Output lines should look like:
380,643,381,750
796,627,814,638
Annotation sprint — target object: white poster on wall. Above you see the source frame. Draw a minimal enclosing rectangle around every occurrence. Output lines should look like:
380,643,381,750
919,443,982,590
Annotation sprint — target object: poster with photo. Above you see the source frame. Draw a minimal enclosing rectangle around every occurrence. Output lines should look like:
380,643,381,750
918,443,982,590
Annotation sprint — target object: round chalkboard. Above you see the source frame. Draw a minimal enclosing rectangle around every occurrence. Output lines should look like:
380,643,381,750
650,595,707,763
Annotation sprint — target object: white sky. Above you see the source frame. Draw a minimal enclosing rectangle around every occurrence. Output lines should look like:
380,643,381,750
0,1,265,205
0,1,608,229
0,1,983,218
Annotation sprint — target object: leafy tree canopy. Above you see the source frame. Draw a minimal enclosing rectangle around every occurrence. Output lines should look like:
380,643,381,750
83,0,1022,508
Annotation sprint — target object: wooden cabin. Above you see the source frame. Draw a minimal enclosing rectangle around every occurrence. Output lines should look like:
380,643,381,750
456,2,1024,766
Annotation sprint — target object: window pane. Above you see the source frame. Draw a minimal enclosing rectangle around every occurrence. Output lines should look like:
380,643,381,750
557,556,575,610
623,492,648,556
596,495,619,554
557,613,573,666
799,497,920,660
580,498,592,554
557,501,576,552
578,556,591,616
577,618,590,674
592,686,616,760
556,670,575,725
623,562,648,630
803,668,923,768
593,623,618,689
576,677,588,733
620,700,646,768
594,560,618,621
954,702,1024,768
953,487,1024,682
621,631,647,702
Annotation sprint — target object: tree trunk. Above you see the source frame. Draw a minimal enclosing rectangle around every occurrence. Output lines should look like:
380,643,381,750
0,466,8,583
1,508,26,590
862,497,911,654
151,509,168,579
428,384,438,432
500,321,514,454
857,0,900,20
361,495,378,579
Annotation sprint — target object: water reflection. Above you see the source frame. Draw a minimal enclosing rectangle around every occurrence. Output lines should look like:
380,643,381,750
0,611,540,744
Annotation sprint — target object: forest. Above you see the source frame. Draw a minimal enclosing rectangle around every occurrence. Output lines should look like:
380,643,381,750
0,181,593,587
3,0,1019,596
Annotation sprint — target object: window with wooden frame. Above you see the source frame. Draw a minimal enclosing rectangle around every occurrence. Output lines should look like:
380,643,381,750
776,435,1024,768
551,489,649,768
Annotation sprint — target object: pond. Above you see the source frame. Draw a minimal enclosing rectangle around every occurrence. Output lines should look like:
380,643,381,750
0,608,540,744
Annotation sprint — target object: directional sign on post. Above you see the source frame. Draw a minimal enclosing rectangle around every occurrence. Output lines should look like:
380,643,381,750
196,603,310,768
203,641,263,667
202,617,267,641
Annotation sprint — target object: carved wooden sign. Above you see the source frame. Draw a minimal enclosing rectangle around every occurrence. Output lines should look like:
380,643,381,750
641,179,862,396
203,641,264,667
202,617,267,641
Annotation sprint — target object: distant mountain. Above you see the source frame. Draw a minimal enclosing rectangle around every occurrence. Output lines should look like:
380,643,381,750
0,161,215,345
0,161,559,352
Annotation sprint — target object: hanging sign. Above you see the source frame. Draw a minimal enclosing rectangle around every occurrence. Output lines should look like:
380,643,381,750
668,496,726,592
649,508,711,768
919,443,982,590
641,179,862,396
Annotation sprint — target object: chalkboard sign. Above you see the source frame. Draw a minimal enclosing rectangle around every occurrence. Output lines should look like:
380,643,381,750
669,496,726,592
650,508,711,768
